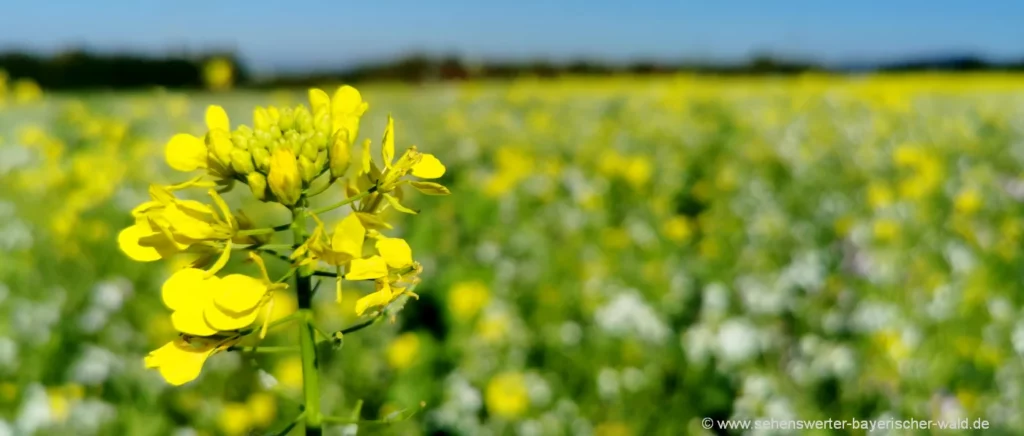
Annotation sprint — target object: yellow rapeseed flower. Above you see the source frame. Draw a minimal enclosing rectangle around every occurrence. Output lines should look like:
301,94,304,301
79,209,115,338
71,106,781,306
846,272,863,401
448,281,490,321
485,372,529,419
387,332,421,370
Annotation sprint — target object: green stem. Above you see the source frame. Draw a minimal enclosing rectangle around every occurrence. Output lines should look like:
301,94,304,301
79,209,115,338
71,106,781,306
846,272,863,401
237,223,293,236
310,186,377,215
237,243,295,251
305,176,337,198
338,314,384,336
311,270,338,278
225,345,299,353
293,208,323,436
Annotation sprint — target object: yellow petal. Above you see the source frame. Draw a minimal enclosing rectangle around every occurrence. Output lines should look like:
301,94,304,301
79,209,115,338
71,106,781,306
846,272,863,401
411,153,445,179
206,105,230,132
354,212,393,230
164,203,218,240
331,214,365,258
138,227,190,252
346,256,388,280
308,88,330,116
376,237,413,268
172,307,218,336
214,274,268,314
118,225,162,261
384,193,418,215
360,138,372,176
165,134,208,172
382,115,395,168
331,85,367,138
162,268,211,310
409,181,451,195
355,287,392,316
204,303,261,331
145,339,214,386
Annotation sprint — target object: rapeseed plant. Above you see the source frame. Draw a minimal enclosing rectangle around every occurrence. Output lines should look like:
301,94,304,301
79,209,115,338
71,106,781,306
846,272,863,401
118,85,448,434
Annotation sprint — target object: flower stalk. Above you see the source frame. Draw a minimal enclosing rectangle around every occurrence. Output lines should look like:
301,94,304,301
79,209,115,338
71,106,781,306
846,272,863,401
293,207,323,435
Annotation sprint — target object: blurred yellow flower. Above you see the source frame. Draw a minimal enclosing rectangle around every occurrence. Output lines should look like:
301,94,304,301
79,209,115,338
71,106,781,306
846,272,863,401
275,356,305,391
218,402,252,436
448,281,490,321
595,422,633,436
203,57,234,91
477,313,509,344
485,372,529,419
873,219,899,242
867,183,894,209
662,216,692,243
387,332,421,370
247,392,278,428
954,188,982,215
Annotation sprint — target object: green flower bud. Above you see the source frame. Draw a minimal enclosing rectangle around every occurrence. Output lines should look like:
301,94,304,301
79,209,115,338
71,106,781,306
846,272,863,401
267,107,281,125
314,148,327,174
300,138,319,161
312,131,328,151
231,127,253,150
231,148,255,174
329,129,351,179
298,155,318,184
278,107,295,131
251,146,271,172
254,129,272,145
247,172,268,201
231,134,249,150
314,109,331,136
294,106,313,133
254,107,271,132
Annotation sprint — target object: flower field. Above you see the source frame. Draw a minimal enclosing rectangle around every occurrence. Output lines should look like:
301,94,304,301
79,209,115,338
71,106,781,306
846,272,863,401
2,73,1024,435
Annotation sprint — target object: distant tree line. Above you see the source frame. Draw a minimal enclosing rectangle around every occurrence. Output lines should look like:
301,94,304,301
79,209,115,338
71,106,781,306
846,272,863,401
2,49,1024,90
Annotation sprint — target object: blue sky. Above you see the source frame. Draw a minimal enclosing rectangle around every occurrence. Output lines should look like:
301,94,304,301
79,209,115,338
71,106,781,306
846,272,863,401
1,0,1022,72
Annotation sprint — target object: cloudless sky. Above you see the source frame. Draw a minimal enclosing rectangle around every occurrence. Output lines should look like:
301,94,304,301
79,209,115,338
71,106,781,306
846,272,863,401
1,0,1022,73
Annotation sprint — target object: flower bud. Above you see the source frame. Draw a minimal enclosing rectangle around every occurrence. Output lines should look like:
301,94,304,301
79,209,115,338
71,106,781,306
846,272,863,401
300,138,319,161
267,107,281,126
312,131,328,151
254,107,271,132
278,107,295,131
298,155,318,184
251,146,271,172
294,106,313,133
247,172,268,201
207,130,234,169
268,148,301,206
314,149,327,172
313,109,332,136
329,129,351,179
231,148,255,174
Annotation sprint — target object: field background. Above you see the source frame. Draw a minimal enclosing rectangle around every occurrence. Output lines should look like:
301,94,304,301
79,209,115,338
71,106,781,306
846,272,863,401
3,74,1024,435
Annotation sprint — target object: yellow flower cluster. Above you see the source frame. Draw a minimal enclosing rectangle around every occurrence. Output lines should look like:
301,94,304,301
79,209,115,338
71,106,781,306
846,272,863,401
0,70,43,107
119,85,448,389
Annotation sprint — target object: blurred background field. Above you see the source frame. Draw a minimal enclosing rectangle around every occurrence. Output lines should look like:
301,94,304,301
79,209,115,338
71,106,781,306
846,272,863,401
4,74,1024,435
5,2,1024,436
